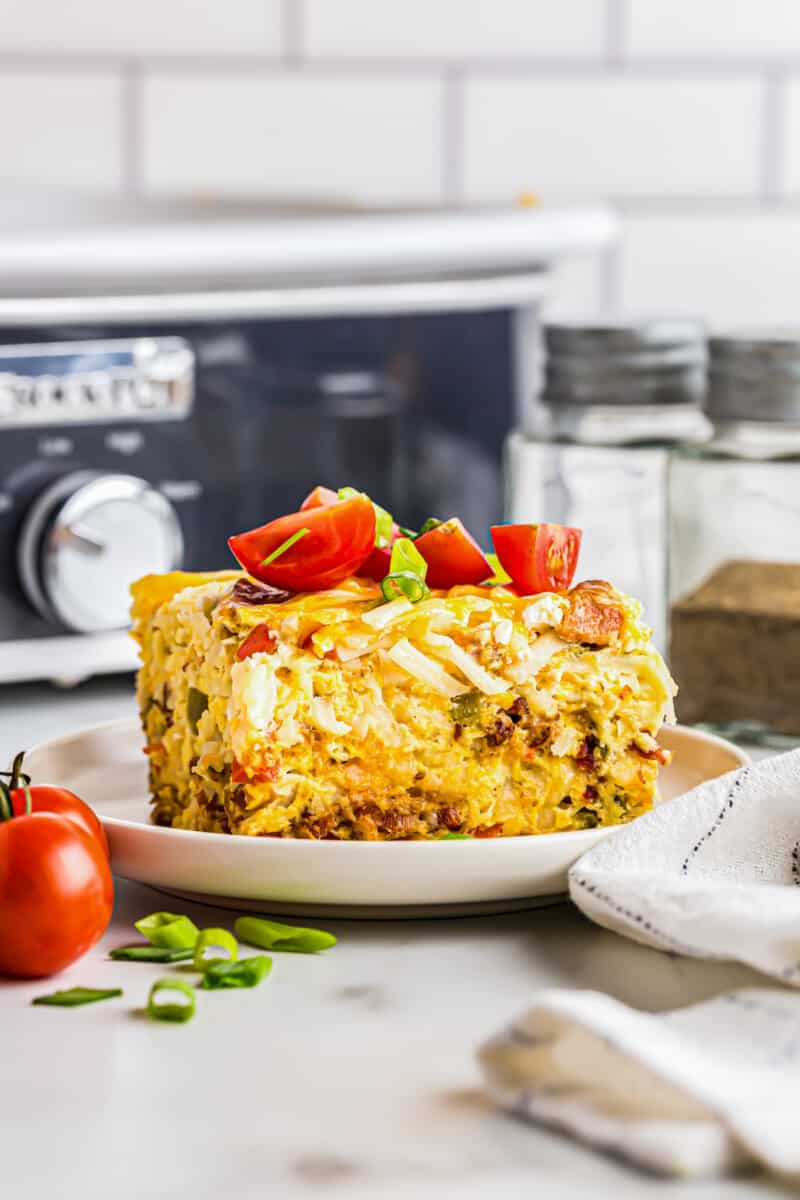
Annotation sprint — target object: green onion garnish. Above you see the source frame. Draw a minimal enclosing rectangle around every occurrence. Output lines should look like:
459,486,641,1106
261,527,310,567
438,834,474,840
484,553,512,586
380,536,429,605
235,915,337,954
134,912,199,950
109,945,194,963
397,524,418,539
202,955,273,990
193,928,238,971
33,987,122,1007
147,978,196,1023
381,571,428,603
418,517,442,535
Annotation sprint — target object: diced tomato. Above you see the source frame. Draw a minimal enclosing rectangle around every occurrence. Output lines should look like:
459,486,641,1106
490,523,582,595
228,494,376,592
360,544,392,582
236,624,277,660
300,485,338,511
414,518,491,589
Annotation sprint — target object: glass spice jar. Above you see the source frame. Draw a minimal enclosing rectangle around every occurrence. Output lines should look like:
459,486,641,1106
506,318,708,650
669,330,800,744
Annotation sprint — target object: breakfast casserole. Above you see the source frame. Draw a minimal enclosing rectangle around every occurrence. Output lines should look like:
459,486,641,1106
132,550,677,839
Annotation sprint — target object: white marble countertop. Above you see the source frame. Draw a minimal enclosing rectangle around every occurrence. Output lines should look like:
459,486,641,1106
0,679,790,1200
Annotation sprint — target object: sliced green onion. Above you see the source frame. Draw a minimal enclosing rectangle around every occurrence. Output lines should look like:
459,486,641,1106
193,928,238,971
438,834,474,841
484,553,512,586
202,955,273,990
338,486,394,549
187,687,208,735
134,912,199,950
33,987,122,1007
418,517,442,535
397,524,418,540
147,978,196,1023
380,537,429,604
261,527,310,567
381,571,428,604
235,915,337,954
109,945,194,963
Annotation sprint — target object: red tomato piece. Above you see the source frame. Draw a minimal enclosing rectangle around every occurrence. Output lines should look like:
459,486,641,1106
490,523,582,594
228,494,376,592
360,545,392,582
414,518,491,589
300,485,338,511
9,784,109,857
0,812,113,978
236,624,277,660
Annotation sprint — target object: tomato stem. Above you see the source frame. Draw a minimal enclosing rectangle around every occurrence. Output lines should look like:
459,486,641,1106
8,750,29,793
0,782,13,823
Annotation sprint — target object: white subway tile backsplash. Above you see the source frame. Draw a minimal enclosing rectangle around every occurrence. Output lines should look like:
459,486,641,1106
143,75,443,203
628,1,800,59
0,0,283,57
306,0,605,60
0,71,121,191
620,212,800,324
464,77,762,202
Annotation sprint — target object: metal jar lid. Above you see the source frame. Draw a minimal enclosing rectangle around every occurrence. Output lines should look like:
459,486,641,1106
708,329,800,422
543,317,706,406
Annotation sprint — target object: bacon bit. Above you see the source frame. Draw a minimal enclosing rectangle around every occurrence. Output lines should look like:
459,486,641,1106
143,742,164,757
231,759,279,784
231,578,293,606
474,822,504,838
575,736,596,771
438,806,462,831
560,580,624,647
632,743,670,765
236,623,277,660
583,786,598,801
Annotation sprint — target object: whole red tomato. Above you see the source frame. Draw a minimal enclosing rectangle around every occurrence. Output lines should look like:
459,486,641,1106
0,780,113,978
9,783,109,857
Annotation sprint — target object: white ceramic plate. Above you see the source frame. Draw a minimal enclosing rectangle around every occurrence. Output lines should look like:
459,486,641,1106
23,718,749,918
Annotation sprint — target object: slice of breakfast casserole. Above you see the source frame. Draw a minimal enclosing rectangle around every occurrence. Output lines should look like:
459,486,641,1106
131,569,676,840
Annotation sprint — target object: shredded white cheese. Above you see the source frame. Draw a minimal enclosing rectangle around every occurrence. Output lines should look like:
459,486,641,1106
361,597,412,630
386,638,465,698
311,696,351,736
522,594,568,631
425,632,509,696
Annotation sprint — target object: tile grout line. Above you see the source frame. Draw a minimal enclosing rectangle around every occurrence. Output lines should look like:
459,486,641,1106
442,68,464,204
121,62,143,198
761,70,788,200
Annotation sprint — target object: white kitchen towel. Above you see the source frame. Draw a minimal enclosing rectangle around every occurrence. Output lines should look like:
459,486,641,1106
568,748,800,985
479,987,800,1178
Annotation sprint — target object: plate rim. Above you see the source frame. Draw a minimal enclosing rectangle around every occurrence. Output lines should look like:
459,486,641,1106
22,716,751,853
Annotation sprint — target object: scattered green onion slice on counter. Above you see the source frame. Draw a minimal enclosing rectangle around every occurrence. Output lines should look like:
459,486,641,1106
261,527,310,567
193,928,238,971
33,987,123,1008
202,955,273,990
484,553,512,586
109,945,194,963
147,978,196,1023
235,915,337,954
338,486,394,548
438,834,474,840
187,687,209,734
418,517,442,535
134,912,199,950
